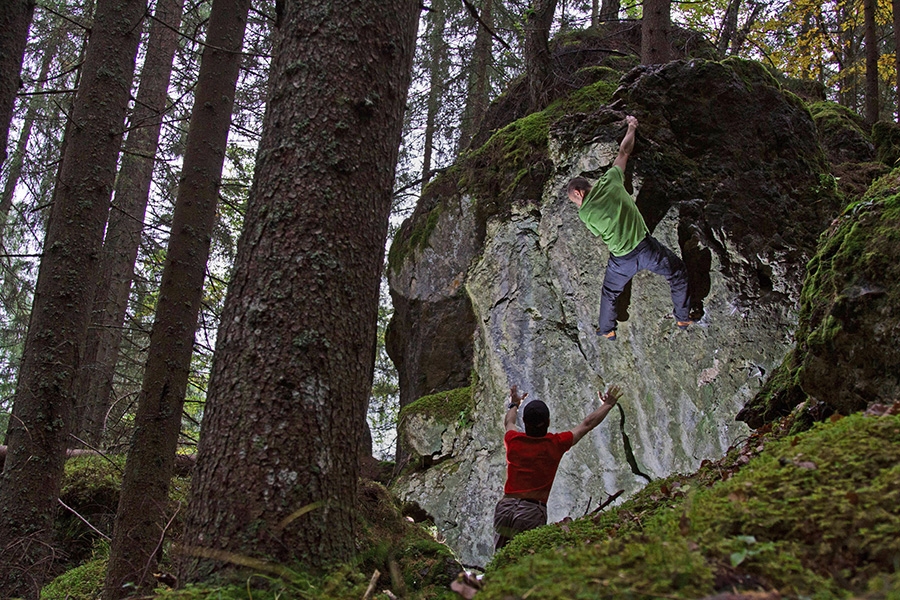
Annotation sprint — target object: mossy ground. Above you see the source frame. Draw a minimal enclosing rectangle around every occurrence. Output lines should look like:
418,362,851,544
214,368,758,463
40,550,108,600
478,412,900,600
41,476,459,600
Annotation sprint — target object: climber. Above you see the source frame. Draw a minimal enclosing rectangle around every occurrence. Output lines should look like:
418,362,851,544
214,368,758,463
493,384,621,551
566,115,692,341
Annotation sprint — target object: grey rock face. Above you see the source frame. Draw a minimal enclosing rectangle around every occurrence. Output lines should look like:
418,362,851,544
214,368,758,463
389,59,840,567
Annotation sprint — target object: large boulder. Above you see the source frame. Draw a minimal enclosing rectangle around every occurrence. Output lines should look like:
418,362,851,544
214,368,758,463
388,57,842,567
808,101,887,200
738,169,900,426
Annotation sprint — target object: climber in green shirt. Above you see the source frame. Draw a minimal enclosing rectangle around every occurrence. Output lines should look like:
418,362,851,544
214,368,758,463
567,115,692,341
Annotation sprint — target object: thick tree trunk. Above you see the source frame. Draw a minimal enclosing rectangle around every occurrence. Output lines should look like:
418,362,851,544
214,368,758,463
421,0,448,190
179,0,419,580
894,0,900,122
0,0,145,597
524,0,558,112
77,0,185,447
0,0,35,170
864,0,879,125
0,29,59,240
641,0,670,65
459,0,493,152
598,0,620,22
102,0,249,596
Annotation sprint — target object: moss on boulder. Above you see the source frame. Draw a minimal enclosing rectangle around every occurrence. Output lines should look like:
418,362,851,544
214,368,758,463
809,101,874,166
872,120,900,167
398,386,474,458
740,167,900,425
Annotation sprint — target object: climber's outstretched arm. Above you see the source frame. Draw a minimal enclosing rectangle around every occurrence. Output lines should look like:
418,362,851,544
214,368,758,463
613,116,638,173
571,386,622,444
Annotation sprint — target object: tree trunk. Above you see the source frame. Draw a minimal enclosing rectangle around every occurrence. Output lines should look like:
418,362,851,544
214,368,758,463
731,0,763,56
0,0,35,170
0,28,59,240
641,0,670,65
837,2,856,108
864,0,878,125
421,0,448,190
894,0,900,122
717,0,740,56
77,0,185,448
0,0,145,597
598,0,619,22
179,0,419,580
524,0,558,112
102,0,249,595
458,0,493,152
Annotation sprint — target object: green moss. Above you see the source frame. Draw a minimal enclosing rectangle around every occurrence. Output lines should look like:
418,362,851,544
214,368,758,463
481,536,715,600
872,120,900,166
399,386,474,426
687,413,900,591
480,414,900,599
62,454,125,499
387,188,446,272
809,100,868,137
799,173,900,350
549,77,618,117
41,557,108,600
741,167,900,425
488,517,610,572
721,56,781,91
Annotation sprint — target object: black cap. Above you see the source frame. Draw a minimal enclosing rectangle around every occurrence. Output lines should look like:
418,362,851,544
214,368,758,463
522,400,550,437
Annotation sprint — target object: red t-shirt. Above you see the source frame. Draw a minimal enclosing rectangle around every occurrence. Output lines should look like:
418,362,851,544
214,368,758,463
503,429,574,503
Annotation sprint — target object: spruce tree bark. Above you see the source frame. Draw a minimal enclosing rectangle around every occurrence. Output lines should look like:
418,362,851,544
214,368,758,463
524,0,558,112
0,0,145,596
641,0,670,64
103,0,249,595
77,0,185,447
0,0,35,170
421,0,448,190
864,0,878,125
459,0,493,151
180,0,419,580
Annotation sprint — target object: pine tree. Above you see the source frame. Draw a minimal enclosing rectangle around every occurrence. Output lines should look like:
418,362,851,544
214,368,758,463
77,0,186,447
103,0,251,594
864,0,879,124
642,0,670,64
0,0,36,170
180,0,419,578
0,0,146,595
524,0,558,111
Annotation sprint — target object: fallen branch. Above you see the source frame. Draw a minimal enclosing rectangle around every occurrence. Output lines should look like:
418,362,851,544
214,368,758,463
591,489,625,514
362,569,380,600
